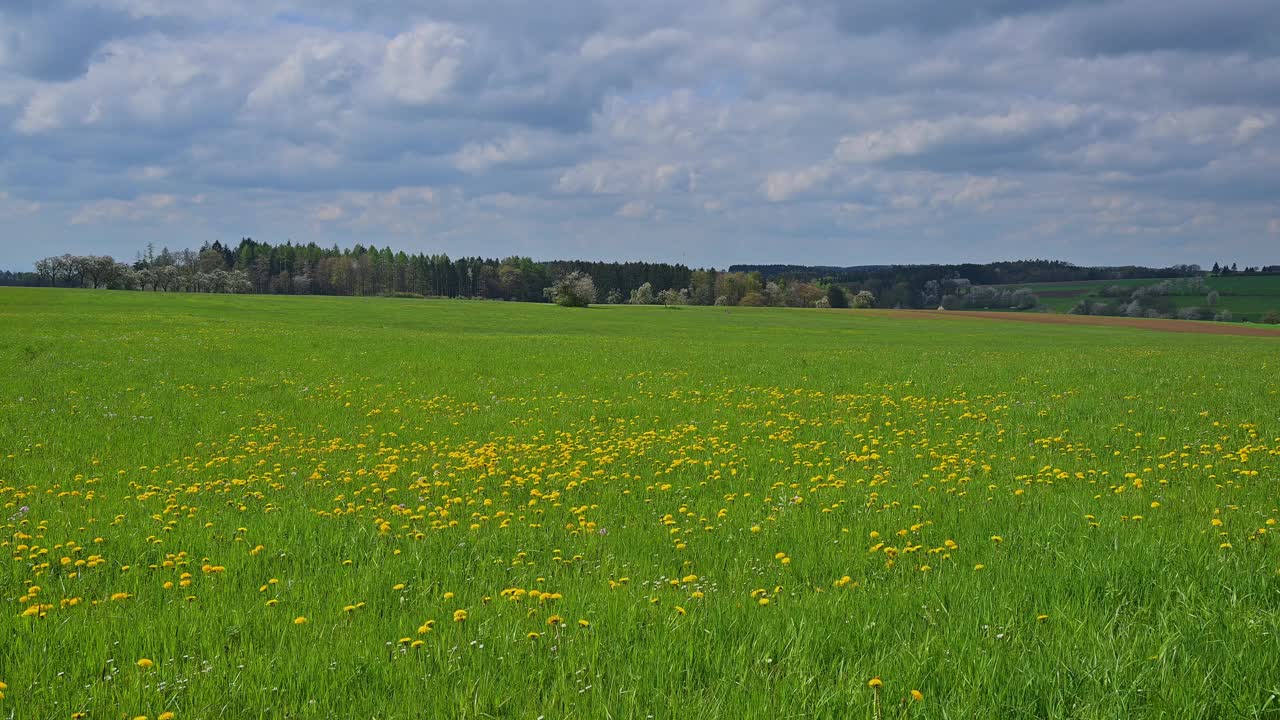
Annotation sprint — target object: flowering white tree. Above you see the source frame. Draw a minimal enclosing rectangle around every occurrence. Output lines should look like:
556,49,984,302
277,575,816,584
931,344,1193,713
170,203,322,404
546,271,596,307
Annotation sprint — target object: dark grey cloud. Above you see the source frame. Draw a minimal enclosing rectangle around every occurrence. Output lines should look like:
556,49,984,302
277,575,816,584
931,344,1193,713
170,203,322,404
831,0,1102,35
0,0,1278,269
0,0,178,80
1056,0,1280,56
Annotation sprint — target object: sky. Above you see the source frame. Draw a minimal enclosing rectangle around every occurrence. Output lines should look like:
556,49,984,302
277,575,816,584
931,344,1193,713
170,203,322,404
1,0,1278,271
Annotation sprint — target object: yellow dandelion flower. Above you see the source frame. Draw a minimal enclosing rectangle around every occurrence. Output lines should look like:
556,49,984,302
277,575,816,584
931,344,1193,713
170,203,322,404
910,690,923,702
527,632,541,640
159,713,176,720
578,619,590,627
868,677,883,689
136,658,154,670
674,605,686,615
293,616,307,625
452,609,467,623
547,614,563,626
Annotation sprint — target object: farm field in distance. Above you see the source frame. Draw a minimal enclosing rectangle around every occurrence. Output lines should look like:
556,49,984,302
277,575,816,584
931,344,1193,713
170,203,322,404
1,287,1278,719
997,274,1280,318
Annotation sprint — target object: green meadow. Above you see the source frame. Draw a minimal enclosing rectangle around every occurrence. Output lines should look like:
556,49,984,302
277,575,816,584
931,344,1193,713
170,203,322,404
1,287,1278,719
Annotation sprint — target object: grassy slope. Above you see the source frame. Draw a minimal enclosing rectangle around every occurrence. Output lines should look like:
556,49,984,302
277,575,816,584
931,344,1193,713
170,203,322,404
1,288,1278,719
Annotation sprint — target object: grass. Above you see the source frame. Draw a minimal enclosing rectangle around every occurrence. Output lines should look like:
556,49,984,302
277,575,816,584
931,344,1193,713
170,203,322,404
999,275,1280,319
1,287,1278,719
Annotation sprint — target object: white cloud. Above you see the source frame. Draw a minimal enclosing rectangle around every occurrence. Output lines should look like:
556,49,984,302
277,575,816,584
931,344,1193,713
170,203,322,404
761,163,834,202
453,131,552,173
313,204,344,222
378,24,467,106
616,200,653,218
933,176,1020,208
556,159,693,195
0,192,41,216
70,194,184,225
1234,114,1274,145
14,90,63,134
834,106,1086,165
580,29,690,61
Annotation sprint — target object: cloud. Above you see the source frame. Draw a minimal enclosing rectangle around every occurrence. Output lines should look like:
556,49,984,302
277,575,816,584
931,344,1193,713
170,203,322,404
1053,0,1280,56
932,176,1020,208
69,193,192,225
0,189,40,216
0,0,174,81
2,0,1280,270
762,164,834,202
312,203,344,222
1234,114,1274,145
378,23,468,106
833,106,1087,166
452,130,556,172
616,199,653,218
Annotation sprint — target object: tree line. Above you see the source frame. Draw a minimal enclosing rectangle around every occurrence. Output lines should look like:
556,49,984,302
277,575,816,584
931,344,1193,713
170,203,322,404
18,241,698,302
61,240,1280,313
10,240,889,309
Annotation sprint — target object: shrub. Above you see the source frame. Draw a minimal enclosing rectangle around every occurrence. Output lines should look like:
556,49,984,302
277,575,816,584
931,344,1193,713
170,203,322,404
629,283,655,305
658,288,686,306
546,272,596,307
1011,288,1038,309
852,290,876,309
1262,310,1280,325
